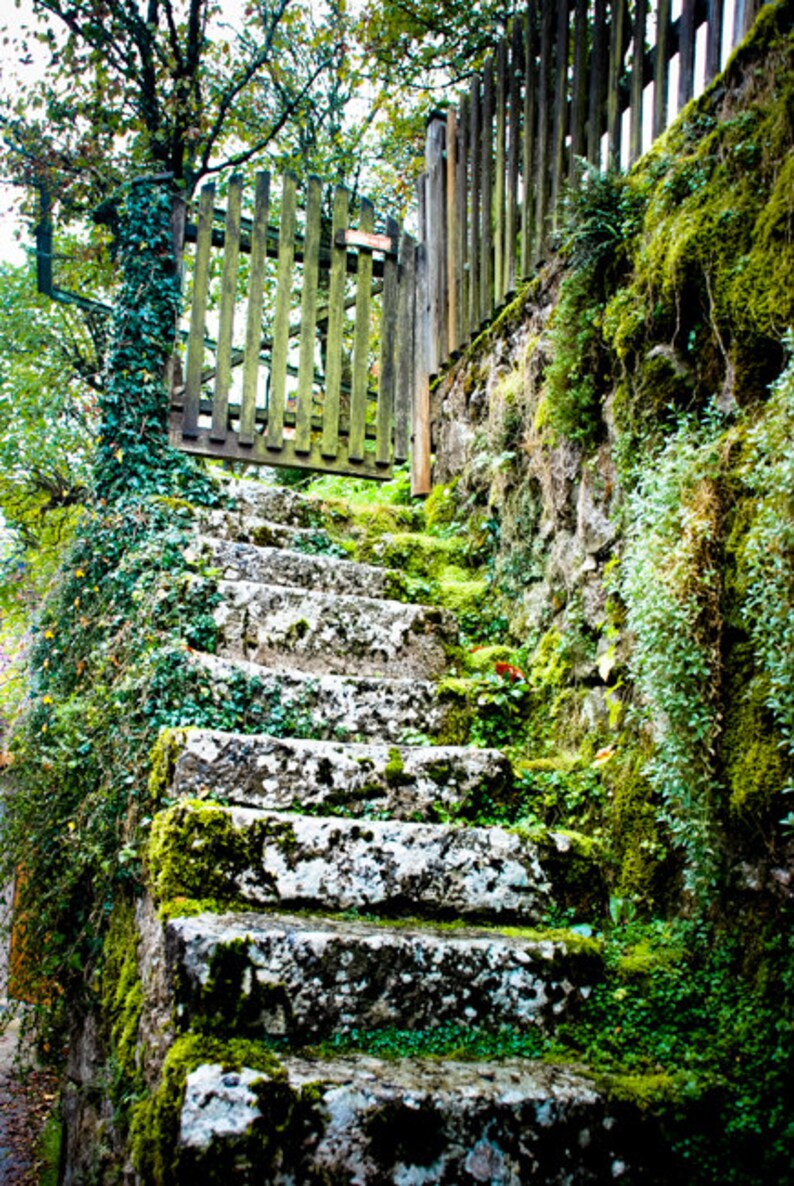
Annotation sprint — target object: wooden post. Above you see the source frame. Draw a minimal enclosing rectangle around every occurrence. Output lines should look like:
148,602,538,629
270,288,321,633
653,0,672,139
210,174,242,443
521,0,538,278
376,215,400,467
570,0,589,179
349,197,375,461
588,0,608,165
481,57,495,325
678,0,697,111
394,233,416,464
705,0,725,82
630,0,647,165
266,171,297,451
535,0,552,258
412,240,432,496
321,185,349,460
239,171,270,445
469,74,482,335
295,174,322,455
182,182,215,439
551,0,570,227
446,107,460,357
607,0,628,171
495,36,508,305
506,17,522,295
425,114,447,376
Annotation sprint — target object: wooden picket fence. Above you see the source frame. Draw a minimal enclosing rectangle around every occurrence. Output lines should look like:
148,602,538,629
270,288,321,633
417,0,766,379
170,171,423,485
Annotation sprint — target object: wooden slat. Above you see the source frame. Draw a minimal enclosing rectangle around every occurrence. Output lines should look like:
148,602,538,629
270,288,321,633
210,175,242,443
394,232,416,464
425,116,446,376
469,74,482,336
240,172,270,445
349,197,375,462
588,0,608,164
570,0,589,179
653,0,672,139
446,107,460,356
521,0,537,278
607,0,628,170
411,241,432,497
481,55,494,325
506,18,522,294
457,96,470,348
266,171,297,452
678,0,697,111
321,186,349,460
494,36,507,305
182,182,215,439
534,1,552,257
705,0,724,82
376,215,400,467
551,0,570,226
630,0,647,165
295,174,322,455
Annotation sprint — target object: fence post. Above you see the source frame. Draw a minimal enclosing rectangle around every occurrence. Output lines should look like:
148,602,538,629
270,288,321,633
425,113,447,376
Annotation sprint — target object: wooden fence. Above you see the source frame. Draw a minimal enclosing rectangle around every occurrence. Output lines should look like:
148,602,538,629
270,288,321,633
417,0,766,380
171,171,420,483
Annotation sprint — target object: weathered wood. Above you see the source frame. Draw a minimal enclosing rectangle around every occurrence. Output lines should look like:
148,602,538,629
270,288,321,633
569,0,589,179
588,0,608,164
182,182,215,439
521,0,538,278
321,186,350,460
335,229,397,254
425,116,447,375
607,0,628,170
411,241,432,497
210,175,242,443
377,214,401,467
506,18,522,294
481,56,495,324
630,0,647,165
240,172,270,445
457,96,470,348
266,171,297,452
653,0,672,138
349,197,375,462
550,0,570,226
295,174,322,455
494,37,508,304
705,0,724,82
446,107,460,356
469,73,482,335
394,232,416,464
535,1,552,257
678,0,697,110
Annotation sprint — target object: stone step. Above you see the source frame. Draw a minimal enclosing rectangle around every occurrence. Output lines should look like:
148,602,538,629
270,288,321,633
214,579,456,678
199,506,336,553
163,909,601,1042
175,1054,668,1184
221,478,325,528
199,536,403,600
169,729,512,821
189,652,454,742
148,803,560,923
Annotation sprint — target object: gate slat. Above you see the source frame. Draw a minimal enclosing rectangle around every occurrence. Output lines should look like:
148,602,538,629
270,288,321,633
469,73,481,336
210,174,242,443
630,0,647,165
607,0,628,170
446,107,459,357
551,0,570,225
653,0,672,138
521,1,537,278
705,0,724,82
240,171,270,445
506,18,521,295
457,97,469,346
394,232,416,464
495,37,507,305
570,0,589,179
295,174,322,455
321,185,349,460
182,182,215,439
588,0,608,164
267,171,297,451
535,0,552,257
377,215,400,467
412,241,431,496
678,0,697,110
481,55,494,325
349,197,375,462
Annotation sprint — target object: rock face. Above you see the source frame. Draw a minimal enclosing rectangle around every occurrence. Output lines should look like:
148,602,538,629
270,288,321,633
64,478,666,1184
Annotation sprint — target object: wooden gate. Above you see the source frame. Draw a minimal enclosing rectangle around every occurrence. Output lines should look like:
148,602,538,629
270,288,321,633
171,172,419,483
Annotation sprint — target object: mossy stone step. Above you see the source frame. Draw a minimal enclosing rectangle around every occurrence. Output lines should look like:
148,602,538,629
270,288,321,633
160,909,601,1042
148,803,564,924
199,507,337,553
189,652,455,742
174,1054,670,1184
214,579,457,678
199,536,404,600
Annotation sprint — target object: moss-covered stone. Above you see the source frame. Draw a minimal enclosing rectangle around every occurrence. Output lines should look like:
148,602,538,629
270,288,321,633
146,801,258,903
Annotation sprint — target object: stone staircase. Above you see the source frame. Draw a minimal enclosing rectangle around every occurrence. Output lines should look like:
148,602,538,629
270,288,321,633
136,478,665,1184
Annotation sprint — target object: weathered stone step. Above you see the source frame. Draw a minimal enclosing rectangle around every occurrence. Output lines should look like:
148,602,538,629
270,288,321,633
163,910,600,1042
176,1054,668,1184
190,652,453,742
214,579,456,678
169,729,512,821
199,506,336,552
199,536,403,600
149,803,558,923
220,478,325,528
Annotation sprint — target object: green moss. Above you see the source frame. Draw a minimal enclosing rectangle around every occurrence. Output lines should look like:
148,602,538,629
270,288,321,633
721,644,791,820
528,628,572,691
424,478,460,530
146,801,258,903
616,939,685,978
383,746,409,786
598,1070,686,1111
362,531,468,579
148,727,187,803
101,898,146,1122
463,644,515,674
600,745,671,906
